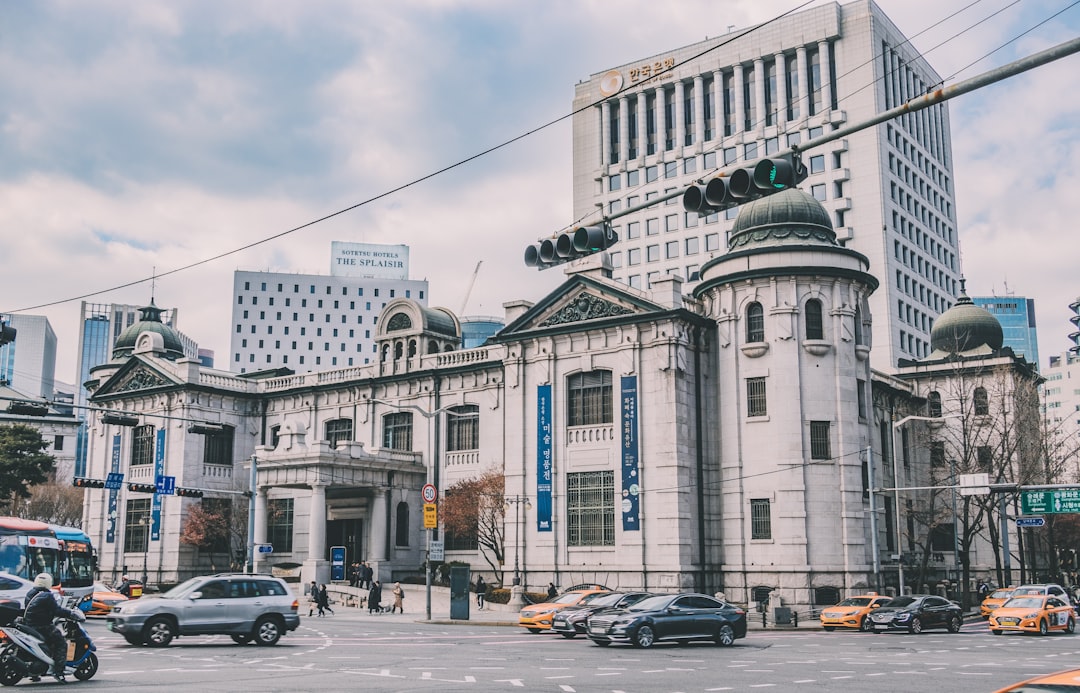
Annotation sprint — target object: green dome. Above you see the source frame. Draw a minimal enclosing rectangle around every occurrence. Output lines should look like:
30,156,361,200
728,188,836,250
112,303,186,360
930,291,1003,354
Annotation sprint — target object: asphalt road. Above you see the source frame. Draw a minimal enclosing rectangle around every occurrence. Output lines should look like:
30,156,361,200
30,614,1080,692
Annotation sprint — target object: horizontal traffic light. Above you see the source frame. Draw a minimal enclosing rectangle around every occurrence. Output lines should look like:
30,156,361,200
175,487,204,498
101,412,140,426
127,483,157,494
683,153,807,216
73,478,106,489
525,224,618,270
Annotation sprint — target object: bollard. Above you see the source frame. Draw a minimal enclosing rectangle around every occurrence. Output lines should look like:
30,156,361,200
793,610,798,627
762,611,767,628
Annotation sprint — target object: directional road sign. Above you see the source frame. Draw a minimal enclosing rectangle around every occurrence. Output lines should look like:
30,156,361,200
1016,516,1046,528
1021,489,1080,515
155,475,176,496
256,544,274,554
429,540,444,562
104,472,125,491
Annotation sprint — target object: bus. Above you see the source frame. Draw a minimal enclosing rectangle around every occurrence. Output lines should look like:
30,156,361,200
0,518,61,582
49,525,95,598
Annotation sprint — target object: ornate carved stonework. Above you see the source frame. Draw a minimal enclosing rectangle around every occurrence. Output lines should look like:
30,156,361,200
386,312,412,332
114,367,169,393
539,293,633,327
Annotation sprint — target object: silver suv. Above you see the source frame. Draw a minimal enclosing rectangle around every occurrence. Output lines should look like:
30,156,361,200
106,573,300,647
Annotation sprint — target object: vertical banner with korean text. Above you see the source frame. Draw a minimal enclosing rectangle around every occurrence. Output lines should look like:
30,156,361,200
151,428,165,541
536,385,553,531
621,376,641,531
106,434,121,543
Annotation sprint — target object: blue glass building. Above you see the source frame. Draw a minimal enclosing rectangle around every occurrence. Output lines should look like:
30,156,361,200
972,296,1039,369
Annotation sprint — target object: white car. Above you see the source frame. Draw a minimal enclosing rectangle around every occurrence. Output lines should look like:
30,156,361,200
0,572,35,603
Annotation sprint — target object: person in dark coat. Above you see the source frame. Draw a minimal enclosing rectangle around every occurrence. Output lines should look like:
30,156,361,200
317,584,334,617
361,562,373,590
546,582,558,600
475,576,486,610
307,580,318,617
367,581,382,614
24,573,80,681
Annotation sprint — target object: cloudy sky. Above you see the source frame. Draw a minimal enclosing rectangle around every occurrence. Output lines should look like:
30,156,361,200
2,0,1079,386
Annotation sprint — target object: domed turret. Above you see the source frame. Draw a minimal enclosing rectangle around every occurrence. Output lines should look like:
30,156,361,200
929,284,1003,355
112,303,186,360
727,188,837,251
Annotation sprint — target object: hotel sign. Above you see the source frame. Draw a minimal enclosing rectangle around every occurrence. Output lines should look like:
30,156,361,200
330,241,409,280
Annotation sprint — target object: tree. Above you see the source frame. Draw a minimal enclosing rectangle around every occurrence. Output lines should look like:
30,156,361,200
440,469,505,582
0,424,56,512
179,501,231,573
22,482,85,526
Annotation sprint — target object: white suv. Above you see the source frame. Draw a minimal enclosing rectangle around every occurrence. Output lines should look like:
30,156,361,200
106,574,300,647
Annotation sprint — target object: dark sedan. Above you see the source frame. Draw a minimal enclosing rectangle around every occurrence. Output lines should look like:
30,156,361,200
551,592,653,638
586,593,747,648
868,594,963,634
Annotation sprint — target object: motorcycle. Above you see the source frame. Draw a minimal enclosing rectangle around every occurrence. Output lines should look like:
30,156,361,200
0,602,98,686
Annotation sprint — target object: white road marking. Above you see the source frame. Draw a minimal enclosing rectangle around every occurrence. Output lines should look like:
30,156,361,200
493,680,524,687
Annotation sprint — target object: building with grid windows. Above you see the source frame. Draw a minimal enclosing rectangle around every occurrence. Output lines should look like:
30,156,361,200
0,314,56,399
972,295,1039,368
570,0,960,370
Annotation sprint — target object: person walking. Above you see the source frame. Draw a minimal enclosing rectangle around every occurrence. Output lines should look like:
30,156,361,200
546,582,558,600
368,581,382,614
360,562,373,590
475,576,486,610
307,580,318,617
318,584,334,616
390,582,404,614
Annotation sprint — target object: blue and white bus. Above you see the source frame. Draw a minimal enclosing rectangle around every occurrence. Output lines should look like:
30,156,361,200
0,518,61,582
49,525,95,598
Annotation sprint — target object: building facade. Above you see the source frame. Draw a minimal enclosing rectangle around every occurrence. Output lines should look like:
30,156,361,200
570,0,960,370
972,295,1039,368
0,314,57,400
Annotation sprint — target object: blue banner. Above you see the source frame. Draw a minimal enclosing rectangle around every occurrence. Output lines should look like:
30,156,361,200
106,434,121,543
151,428,165,541
536,385,553,532
620,376,640,531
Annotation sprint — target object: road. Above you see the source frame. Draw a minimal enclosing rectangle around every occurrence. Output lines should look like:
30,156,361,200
50,615,1080,692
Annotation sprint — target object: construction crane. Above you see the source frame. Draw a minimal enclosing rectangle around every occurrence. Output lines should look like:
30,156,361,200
459,261,482,316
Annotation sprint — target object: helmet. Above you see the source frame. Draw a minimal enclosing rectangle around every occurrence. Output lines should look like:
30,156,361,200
34,573,53,589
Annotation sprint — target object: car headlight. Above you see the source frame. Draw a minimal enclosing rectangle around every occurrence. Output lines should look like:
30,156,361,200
895,613,910,621
1024,611,1040,619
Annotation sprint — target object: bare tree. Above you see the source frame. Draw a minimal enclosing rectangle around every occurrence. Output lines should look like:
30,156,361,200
22,482,85,526
440,469,505,582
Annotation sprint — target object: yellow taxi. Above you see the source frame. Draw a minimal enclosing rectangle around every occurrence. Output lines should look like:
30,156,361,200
980,586,1015,619
518,587,609,633
989,594,1076,636
993,667,1080,691
819,593,891,632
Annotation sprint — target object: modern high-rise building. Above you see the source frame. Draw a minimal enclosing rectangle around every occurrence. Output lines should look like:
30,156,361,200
230,242,429,373
571,0,959,369
972,295,1039,368
0,314,57,399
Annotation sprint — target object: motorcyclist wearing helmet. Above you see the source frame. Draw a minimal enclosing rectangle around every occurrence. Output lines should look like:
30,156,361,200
23,573,80,681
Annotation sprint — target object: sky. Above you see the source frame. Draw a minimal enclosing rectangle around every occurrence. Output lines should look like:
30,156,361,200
2,0,1079,388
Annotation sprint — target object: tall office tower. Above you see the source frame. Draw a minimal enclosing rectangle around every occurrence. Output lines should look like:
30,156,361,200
73,302,183,476
1043,298,1080,459
0,314,57,399
972,295,1039,367
230,242,429,373
571,0,960,369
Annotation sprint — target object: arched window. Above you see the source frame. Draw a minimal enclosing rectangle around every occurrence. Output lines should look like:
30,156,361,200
427,340,439,354
805,299,824,340
567,371,613,426
928,391,942,418
814,586,841,606
395,502,410,546
746,302,765,343
381,344,389,362
386,313,412,331
447,405,480,451
394,341,404,359
973,386,989,416
408,339,417,357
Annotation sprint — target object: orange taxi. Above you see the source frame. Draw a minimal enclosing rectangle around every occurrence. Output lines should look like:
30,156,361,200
980,586,1015,618
989,594,1076,636
87,583,128,616
819,593,891,632
993,667,1080,691
518,586,609,633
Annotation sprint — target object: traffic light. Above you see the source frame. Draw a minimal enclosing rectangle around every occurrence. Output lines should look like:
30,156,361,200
175,487,204,498
0,321,15,346
127,483,157,494
5,401,48,416
683,153,807,217
101,412,140,427
73,478,106,489
524,223,618,270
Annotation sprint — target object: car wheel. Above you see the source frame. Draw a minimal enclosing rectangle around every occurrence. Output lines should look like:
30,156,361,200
123,633,145,646
144,616,176,647
823,626,836,632
991,629,1002,635
860,617,874,633
947,615,962,633
527,628,542,634
909,617,922,635
633,624,656,648
73,652,98,681
715,624,736,647
231,634,253,645
560,632,576,639
252,616,282,646
1067,617,1075,634
1039,619,1049,636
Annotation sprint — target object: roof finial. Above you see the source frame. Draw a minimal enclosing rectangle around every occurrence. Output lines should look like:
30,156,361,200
151,267,157,305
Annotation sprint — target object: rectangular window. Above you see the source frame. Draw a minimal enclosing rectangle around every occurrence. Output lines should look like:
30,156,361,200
567,470,615,547
53,435,64,451
124,498,151,553
746,377,767,417
750,499,772,540
203,425,234,466
626,169,639,186
267,498,294,553
645,218,659,235
683,158,697,175
977,445,993,471
626,221,640,239
567,371,613,426
645,165,658,183
810,421,831,460
646,245,660,262
131,425,154,466
665,240,679,259
446,405,480,452
664,161,678,178
627,248,641,266
857,378,867,419
325,418,354,447
705,233,721,252
810,154,825,173
930,441,945,468
665,214,679,232
609,175,621,192
685,237,700,255
383,412,413,451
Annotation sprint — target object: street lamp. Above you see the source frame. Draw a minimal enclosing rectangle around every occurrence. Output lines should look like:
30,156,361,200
138,516,150,585
504,496,531,586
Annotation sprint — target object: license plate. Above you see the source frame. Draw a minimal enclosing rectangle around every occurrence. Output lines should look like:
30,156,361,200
1000,617,1019,625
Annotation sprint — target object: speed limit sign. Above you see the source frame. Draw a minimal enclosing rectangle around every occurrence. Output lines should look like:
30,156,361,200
422,483,438,504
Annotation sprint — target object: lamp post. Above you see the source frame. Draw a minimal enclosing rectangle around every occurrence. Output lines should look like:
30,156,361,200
139,516,150,585
504,496,530,586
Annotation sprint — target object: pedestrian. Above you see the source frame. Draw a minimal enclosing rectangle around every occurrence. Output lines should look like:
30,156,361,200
368,580,382,614
307,580,318,617
475,576,486,610
318,584,334,616
546,582,558,600
349,562,359,588
391,582,404,614
360,562,373,590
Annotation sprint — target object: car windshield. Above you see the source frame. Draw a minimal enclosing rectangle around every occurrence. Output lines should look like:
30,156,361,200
160,577,204,599
885,596,918,608
628,595,675,612
837,597,873,607
552,592,589,605
1013,588,1044,596
989,589,1014,599
586,593,624,607
578,592,609,605
1003,597,1045,609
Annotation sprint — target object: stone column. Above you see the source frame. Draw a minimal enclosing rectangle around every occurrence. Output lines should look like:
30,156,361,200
693,75,705,148
302,481,329,584
369,488,388,583
753,58,766,135
600,100,611,166
655,86,667,153
713,70,726,138
818,40,832,113
673,80,685,151
636,91,647,159
732,64,745,134
796,47,808,124
775,53,788,126
618,96,630,165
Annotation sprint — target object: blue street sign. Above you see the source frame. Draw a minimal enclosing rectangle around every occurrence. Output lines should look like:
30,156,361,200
155,475,176,496
104,472,125,491
257,544,273,554
1016,516,1046,528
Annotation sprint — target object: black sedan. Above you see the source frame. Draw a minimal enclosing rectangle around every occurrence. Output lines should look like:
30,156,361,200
551,592,653,638
867,594,963,634
585,593,747,648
